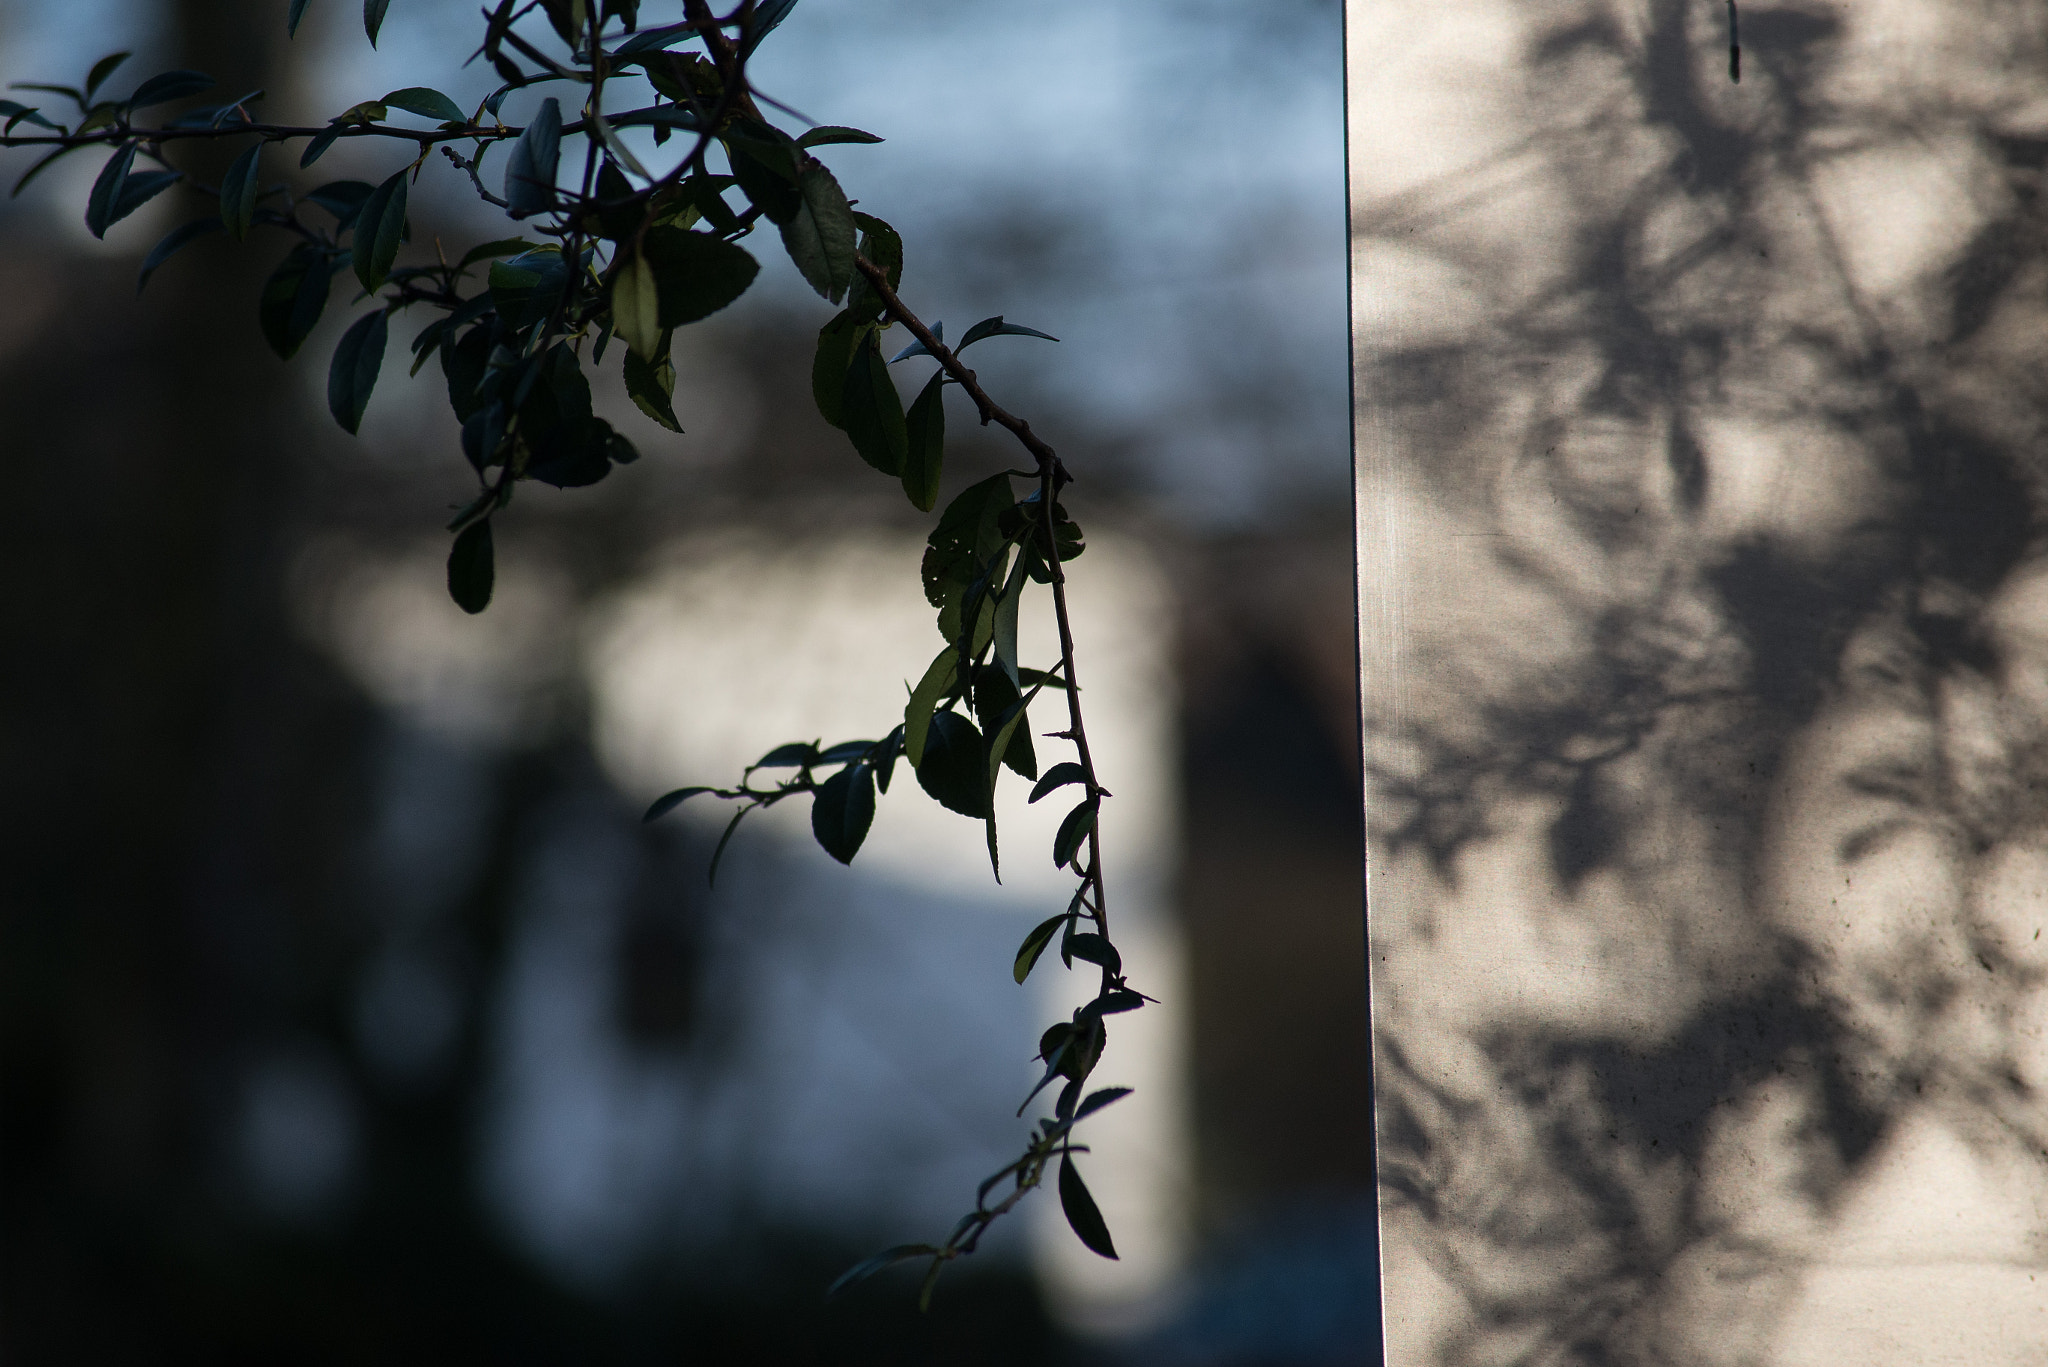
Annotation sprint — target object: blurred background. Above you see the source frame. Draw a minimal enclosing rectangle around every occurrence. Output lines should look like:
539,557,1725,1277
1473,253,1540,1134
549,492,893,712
0,1,1370,1363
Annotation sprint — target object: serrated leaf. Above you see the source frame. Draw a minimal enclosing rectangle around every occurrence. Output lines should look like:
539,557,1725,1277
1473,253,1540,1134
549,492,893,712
1014,913,1066,984
797,125,882,149
811,309,867,429
610,251,661,359
447,519,494,614
643,786,712,822
504,96,561,218
219,142,261,239
288,0,314,37
382,86,464,123
327,308,388,434
903,648,957,767
1074,1086,1132,1122
126,69,214,110
840,332,907,477
1058,1155,1118,1259
258,244,333,359
810,763,875,865
364,0,392,46
136,216,222,293
642,226,759,326
916,710,988,819
1054,797,1097,870
110,170,181,226
624,340,681,430
778,159,856,302
1028,762,1087,804
83,141,136,239
825,1244,937,1300
900,370,945,512
351,167,408,292
84,52,131,102
957,315,1060,351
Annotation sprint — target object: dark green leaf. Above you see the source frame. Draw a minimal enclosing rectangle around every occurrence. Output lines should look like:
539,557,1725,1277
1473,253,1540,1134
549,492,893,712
0,100,60,133
11,143,82,198
611,250,661,359
488,250,567,332
817,739,879,765
351,167,408,292
84,52,131,102
825,1244,937,1301
922,473,1015,607
738,0,800,59
258,244,334,359
779,159,856,302
1014,914,1066,985
442,324,492,420
811,309,868,429
300,126,343,168
326,308,388,434
725,133,801,224
504,96,561,218
382,86,465,123
1058,1156,1118,1259
871,726,904,795
111,170,182,228
846,210,901,324
1088,988,1147,1017
1065,933,1120,976
840,332,907,476
603,0,640,30
754,742,820,769
219,143,261,240
1074,1087,1132,1122
305,179,374,225
899,370,945,513
447,519,494,614
288,0,314,37
84,141,137,239
643,786,712,822
642,225,760,326
797,125,883,149
992,553,1027,688
957,315,1060,351
624,339,681,431
615,21,697,54
458,237,535,269
125,69,214,110
810,763,875,865
137,216,222,293
707,804,750,886
976,673,1036,783
1027,763,1086,809
1053,797,1097,870
915,711,988,819
364,0,392,46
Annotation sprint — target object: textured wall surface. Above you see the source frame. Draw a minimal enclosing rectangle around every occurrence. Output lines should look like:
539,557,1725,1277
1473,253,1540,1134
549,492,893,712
1349,2,2048,1362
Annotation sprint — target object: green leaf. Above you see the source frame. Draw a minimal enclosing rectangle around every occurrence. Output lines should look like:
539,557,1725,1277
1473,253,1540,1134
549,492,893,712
900,370,945,513
975,668,1037,782
840,332,908,477
825,1244,937,1301
12,144,82,198
447,519,494,614
326,308,388,434
305,179,374,226
922,473,1015,607
125,69,214,110
300,127,343,168
738,0,801,59
1014,913,1066,985
84,52,131,103
643,786,712,822
778,159,856,302
219,142,261,240
1029,762,1087,805
903,648,957,767
351,167,408,292
707,804,750,886
642,225,760,326
624,337,681,431
754,742,820,769
84,141,136,239
992,550,1028,688
364,0,392,46
810,763,875,865
458,237,534,269
726,132,801,224
137,216,222,293
258,244,333,359
811,309,868,429
847,211,901,324
1058,1155,1118,1259
797,125,883,149
1065,933,1120,976
381,86,465,123
288,0,314,37
504,96,561,218
957,315,1060,351
610,251,662,359
1074,1087,1132,1122
915,711,989,819
488,250,569,331
0,100,60,133
1053,797,1097,870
